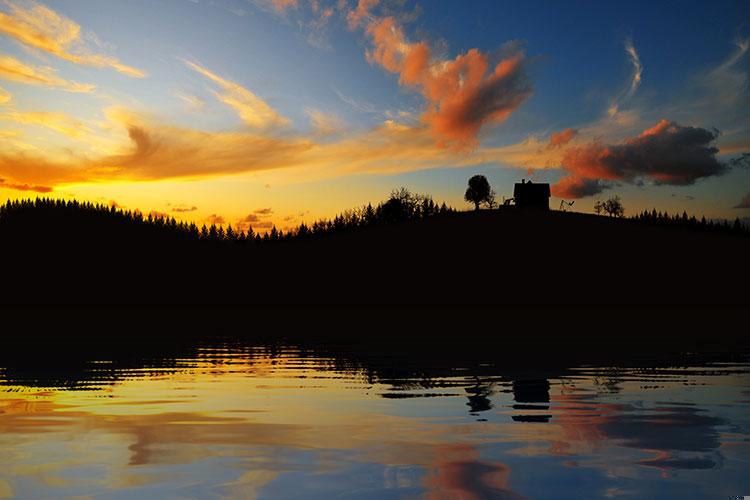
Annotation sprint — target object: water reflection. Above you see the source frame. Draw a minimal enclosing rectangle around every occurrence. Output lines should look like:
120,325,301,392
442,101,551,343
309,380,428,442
0,338,748,499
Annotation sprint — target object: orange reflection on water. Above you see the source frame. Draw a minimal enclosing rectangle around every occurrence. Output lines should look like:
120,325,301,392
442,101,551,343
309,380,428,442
0,345,748,498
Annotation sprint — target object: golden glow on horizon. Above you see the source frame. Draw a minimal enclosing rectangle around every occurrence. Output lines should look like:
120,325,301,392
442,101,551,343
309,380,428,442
0,96,569,230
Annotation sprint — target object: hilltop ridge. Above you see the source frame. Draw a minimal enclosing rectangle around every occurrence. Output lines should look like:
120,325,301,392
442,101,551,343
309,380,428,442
1,198,747,308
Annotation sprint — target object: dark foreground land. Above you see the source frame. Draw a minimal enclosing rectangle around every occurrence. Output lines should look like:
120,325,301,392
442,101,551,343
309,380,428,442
1,203,747,310
2,201,747,374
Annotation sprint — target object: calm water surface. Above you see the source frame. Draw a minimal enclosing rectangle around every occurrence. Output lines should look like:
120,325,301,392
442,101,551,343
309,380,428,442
1,340,748,499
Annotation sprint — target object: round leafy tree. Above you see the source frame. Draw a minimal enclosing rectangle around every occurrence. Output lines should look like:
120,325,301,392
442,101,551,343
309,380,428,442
465,175,492,210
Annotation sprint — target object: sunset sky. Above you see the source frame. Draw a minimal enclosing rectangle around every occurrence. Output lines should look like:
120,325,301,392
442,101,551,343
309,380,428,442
1,0,748,231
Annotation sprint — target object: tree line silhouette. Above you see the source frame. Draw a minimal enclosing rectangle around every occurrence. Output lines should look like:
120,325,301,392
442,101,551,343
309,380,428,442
0,191,747,247
0,188,456,246
632,208,748,236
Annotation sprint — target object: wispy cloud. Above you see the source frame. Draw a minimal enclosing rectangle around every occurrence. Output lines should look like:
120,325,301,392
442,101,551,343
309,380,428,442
0,109,86,137
0,54,95,92
184,60,289,129
305,107,343,135
608,38,643,117
301,2,334,50
0,0,146,77
715,37,749,74
176,92,205,111
226,6,247,17
332,86,376,113
0,85,10,104
701,36,748,108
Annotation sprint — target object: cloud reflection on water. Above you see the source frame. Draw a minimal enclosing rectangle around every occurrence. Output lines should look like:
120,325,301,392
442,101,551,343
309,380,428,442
0,342,748,498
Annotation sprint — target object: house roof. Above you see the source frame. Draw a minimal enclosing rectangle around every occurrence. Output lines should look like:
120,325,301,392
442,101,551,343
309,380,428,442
514,182,551,198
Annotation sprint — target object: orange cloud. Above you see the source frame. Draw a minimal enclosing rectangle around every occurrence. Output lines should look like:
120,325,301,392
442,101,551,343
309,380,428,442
0,104,561,192
552,119,726,198
0,151,87,187
548,128,577,148
0,0,145,77
0,54,95,92
101,125,309,180
550,174,609,199
0,178,52,192
184,60,289,129
363,16,531,148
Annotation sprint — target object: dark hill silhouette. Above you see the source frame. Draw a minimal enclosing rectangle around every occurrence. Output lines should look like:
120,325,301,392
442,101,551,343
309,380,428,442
0,196,748,307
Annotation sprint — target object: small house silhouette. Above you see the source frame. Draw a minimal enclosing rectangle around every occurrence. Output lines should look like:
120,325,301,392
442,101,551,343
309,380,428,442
513,179,550,210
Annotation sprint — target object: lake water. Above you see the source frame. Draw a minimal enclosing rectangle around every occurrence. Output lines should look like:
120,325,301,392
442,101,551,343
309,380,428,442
1,338,748,499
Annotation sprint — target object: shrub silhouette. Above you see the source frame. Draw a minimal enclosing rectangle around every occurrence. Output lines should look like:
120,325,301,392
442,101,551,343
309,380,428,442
594,196,625,217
